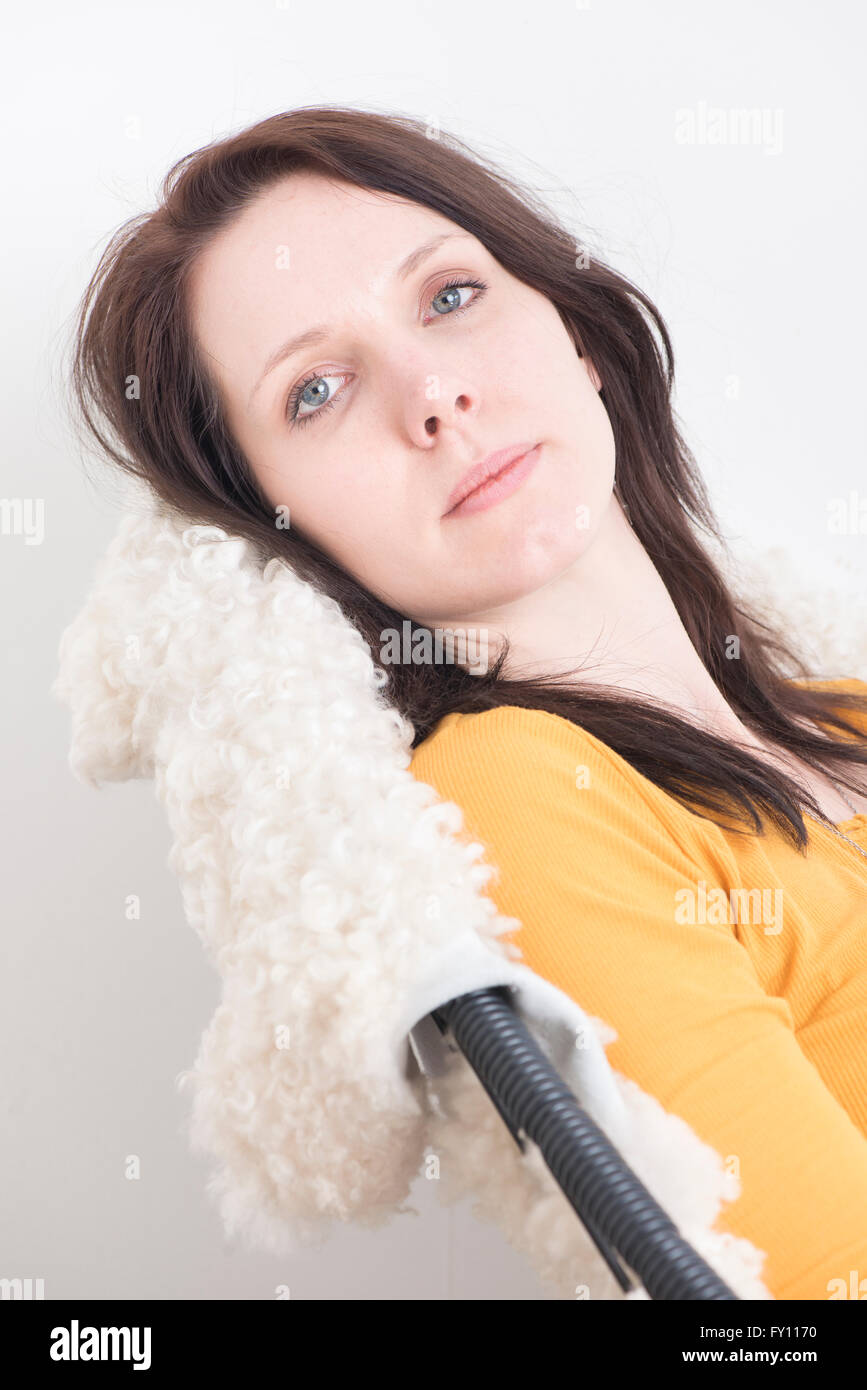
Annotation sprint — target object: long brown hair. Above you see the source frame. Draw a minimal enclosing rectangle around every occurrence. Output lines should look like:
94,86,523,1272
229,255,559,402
67,104,867,851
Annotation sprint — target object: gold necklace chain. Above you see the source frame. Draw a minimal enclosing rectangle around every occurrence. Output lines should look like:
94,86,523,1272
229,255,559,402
755,736,867,861
803,780,867,862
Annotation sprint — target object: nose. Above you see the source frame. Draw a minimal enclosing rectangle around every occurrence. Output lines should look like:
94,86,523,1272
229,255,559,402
424,391,475,437
393,348,480,450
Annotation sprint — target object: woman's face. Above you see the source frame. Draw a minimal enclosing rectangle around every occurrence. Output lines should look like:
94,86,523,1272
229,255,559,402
188,171,616,627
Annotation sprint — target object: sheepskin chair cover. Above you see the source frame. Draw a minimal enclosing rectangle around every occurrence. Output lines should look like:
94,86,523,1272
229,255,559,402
52,486,864,1301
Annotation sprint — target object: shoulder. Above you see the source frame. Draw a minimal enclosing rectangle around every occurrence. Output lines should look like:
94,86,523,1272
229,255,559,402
788,675,867,698
787,675,867,737
408,703,717,871
409,704,621,820
408,708,740,975
410,704,623,799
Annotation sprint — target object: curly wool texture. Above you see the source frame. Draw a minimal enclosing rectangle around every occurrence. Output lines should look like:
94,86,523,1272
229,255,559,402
51,489,815,1299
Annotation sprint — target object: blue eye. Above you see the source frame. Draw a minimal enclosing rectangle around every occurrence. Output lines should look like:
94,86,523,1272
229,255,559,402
428,278,485,317
287,374,345,429
284,275,488,427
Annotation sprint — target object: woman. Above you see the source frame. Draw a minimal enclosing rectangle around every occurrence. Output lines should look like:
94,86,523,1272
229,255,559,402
69,105,867,1300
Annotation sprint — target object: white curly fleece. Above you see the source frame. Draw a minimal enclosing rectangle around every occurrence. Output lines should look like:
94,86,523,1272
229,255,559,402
51,484,867,1300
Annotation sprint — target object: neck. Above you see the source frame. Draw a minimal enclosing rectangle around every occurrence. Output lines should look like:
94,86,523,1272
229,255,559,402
453,495,751,740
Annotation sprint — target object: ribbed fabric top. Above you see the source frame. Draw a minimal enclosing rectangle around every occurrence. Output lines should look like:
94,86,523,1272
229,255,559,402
409,676,867,1300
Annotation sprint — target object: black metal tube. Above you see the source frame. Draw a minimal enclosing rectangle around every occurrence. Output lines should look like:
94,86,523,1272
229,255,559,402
431,985,739,1300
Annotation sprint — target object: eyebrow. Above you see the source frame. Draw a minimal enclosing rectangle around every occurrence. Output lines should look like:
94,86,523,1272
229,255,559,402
247,231,471,408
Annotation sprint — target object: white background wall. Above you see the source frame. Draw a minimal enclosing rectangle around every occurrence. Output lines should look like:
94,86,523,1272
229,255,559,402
3,0,865,1298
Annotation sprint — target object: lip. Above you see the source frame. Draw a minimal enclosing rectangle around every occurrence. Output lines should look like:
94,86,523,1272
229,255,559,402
444,442,541,517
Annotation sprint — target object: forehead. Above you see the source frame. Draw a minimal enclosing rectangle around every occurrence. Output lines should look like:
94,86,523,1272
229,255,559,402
199,170,453,268
187,173,472,364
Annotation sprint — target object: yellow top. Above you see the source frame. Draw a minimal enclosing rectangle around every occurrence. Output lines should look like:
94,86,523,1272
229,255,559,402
409,677,867,1301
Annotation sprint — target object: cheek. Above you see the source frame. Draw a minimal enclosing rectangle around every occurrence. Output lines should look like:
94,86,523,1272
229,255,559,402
284,467,410,590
